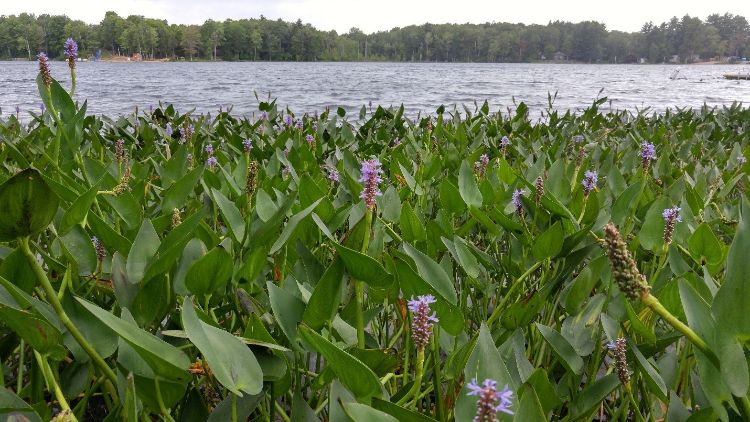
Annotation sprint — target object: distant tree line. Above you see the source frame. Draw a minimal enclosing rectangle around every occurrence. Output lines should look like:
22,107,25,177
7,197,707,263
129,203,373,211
0,11,747,63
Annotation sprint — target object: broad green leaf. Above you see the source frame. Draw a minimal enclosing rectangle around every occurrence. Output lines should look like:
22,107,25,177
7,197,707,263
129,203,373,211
687,223,723,266
60,177,103,234
0,304,66,360
395,258,464,336
342,402,398,422
298,325,382,401
76,297,190,381
371,398,436,422
403,242,457,304
270,199,322,253
302,258,345,330
458,160,483,208
514,385,545,421
211,188,245,243
0,387,42,422
0,169,59,241
570,374,619,419
714,198,750,341
126,219,160,283
267,281,305,350
334,243,393,288
161,166,203,213
182,298,263,395
531,221,564,260
535,323,584,375
185,247,233,296
639,197,671,252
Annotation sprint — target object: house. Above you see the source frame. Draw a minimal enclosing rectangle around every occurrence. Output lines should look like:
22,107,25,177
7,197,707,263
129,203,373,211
553,51,567,61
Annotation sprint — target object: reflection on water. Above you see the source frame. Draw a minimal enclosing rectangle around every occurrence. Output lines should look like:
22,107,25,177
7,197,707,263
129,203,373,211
1,61,749,118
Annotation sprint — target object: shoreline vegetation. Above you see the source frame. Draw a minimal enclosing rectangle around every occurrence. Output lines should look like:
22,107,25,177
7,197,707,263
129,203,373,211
1,11,749,65
0,39,750,421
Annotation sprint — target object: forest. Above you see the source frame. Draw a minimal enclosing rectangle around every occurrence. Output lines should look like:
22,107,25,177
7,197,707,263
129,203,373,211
0,11,747,63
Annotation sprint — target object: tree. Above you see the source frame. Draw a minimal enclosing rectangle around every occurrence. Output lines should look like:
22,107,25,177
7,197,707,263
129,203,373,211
99,11,124,54
200,19,224,60
181,25,200,60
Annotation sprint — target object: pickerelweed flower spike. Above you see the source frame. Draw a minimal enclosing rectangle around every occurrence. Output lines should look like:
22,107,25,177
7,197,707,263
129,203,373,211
359,158,383,210
64,38,78,68
91,237,106,263
534,176,545,206
474,154,489,178
500,136,510,156
573,135,585,143
641,141,656,170
606,338,630,385
165,124,173,137
407,295,438,351
242,139,252,153
328,168,339,183
467,378,514,420
604,223,649,301
205,144,214,155
306,134,315,146
582,170,598,196
512,189,525,218
662,206,681,244
37,52,52,87
206,156,218,169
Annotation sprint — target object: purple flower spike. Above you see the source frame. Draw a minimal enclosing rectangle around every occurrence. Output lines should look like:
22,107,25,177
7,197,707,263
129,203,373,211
206,156,218,168
295,119,303,130
242,139,252,153
641,141,656,169
500,136,510,146
738,156,747,166
205,144,214,155
306,134,315,145
573,135,585,143
359,158,383,210
512,189,525,217
467,378,514,419
582,170,598,195
407,295,438,350
165,124,173,137
662,206,681,244
285,115,293,127
64,38,78,60
37,52,52,87
328,168,339,183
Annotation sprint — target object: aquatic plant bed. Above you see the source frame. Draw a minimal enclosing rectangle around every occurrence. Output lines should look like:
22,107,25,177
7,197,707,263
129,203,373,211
1,58,750,421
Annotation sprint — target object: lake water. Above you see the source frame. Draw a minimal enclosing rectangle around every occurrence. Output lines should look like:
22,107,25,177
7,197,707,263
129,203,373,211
2,61,750,119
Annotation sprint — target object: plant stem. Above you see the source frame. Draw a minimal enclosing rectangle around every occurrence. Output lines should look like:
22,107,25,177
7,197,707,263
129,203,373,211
487,260,543,327
397,348,424,406
640,292,719,367
356,209,374,348
154,377,175,422
19,237,119,388
231,393,238,422
431,332,444,421
34,351,76,421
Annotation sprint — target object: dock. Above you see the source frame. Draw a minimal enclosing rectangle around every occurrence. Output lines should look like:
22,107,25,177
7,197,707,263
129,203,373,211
724,73,750,80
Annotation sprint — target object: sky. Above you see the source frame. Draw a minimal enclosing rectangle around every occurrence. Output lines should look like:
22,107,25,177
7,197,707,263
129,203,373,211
2,0,750,34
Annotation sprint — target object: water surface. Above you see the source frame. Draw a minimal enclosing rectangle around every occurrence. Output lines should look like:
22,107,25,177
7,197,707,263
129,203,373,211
1,61,749,118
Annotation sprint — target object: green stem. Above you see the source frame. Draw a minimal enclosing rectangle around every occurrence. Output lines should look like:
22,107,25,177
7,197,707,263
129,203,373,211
34,351,76,421
487,261,543,327
154,377,175,422
397,348,425,406
17,339,24,395
231,393,238,422
641,292,719,367
19,237,118,388
431,332,444,421
356,209,374,348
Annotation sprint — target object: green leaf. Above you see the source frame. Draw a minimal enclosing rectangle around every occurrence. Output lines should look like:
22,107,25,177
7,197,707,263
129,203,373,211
0,304,66,360
535,323,584,375
395,258,464,336
303,258,345,330
371,398,436,422
402,242,457,304
0,169,59,241
60,177,103,234
76,297,190,381
629,340,668,401
458,160,483,208
714,198,750,341
531,221,564,260
455,323,514,422
185,247,233,296
639,197,671,252
126,219,160,284
570,374,619,419
211,188,245,243
688,223,723,266
267,281,306,350
342,402,398,422
514,385,546,421
298,325,382,401
270,199,322,254
400,202,427,242
334,243,393,288
161,166,203,213
182,298,263,396
0,387,42,422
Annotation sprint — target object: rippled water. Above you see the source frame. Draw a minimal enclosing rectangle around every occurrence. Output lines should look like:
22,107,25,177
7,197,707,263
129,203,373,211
2,61,750,118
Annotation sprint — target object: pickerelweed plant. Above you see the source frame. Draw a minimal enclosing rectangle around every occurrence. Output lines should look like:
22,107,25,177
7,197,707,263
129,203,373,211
0,57,750,421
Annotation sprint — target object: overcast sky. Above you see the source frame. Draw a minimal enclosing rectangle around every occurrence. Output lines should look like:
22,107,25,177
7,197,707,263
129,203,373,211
2,0,750,33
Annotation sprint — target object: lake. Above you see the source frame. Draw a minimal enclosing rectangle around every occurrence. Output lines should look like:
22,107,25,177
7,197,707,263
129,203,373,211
2,61,750,118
